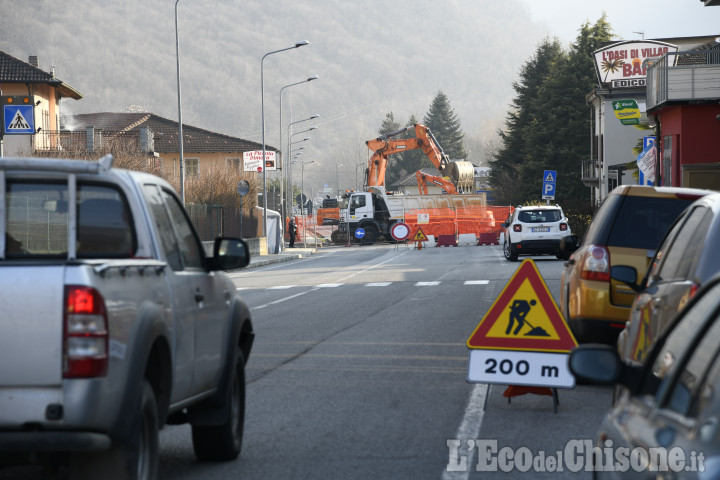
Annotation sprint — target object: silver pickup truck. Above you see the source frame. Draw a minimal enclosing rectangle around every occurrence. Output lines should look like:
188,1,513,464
0,155,253,479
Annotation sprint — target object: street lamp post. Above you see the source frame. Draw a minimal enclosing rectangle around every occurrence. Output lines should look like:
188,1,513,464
175,0,185,205
279,75,317,224
287,119,318,215
336,163,342,197
301,160,315,247
261,41,309,254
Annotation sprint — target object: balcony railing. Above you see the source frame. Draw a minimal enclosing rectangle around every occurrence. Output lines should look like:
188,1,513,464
581,159,600,187
31,130,146,155
647,48,720,110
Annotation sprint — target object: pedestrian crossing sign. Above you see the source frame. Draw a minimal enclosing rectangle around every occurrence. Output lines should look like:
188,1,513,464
467,259,577,352
3,103,35,135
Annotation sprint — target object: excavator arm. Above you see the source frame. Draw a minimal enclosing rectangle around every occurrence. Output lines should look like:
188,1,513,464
416,171,458,195
365,124,474,192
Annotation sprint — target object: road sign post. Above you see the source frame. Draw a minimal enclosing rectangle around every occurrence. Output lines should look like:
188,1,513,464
542,170,557,203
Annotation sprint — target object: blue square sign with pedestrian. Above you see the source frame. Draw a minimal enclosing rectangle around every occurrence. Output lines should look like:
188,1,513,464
4,105,35,135
542,170,556,200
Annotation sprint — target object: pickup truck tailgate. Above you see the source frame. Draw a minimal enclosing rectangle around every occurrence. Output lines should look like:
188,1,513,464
0,266,64,386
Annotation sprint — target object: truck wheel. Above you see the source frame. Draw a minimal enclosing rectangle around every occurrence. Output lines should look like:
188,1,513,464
361,225,378,245
330,230,342,244
70,380,159,480
192,353,245,461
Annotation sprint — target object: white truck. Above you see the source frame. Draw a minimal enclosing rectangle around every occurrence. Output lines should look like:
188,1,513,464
0,156,254,479
332,185,487,244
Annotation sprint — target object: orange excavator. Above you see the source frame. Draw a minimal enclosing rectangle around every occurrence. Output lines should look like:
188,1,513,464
415,171,458,194
364,123,474,193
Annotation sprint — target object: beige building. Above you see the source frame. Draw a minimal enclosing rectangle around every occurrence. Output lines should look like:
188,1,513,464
0,51,83,156
61,112,278,177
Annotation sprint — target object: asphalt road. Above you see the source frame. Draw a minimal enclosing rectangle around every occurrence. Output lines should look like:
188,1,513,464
0,243,613,479
159,243,613,479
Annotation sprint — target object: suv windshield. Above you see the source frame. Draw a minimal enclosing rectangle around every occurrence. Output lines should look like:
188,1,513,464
518,209,561,223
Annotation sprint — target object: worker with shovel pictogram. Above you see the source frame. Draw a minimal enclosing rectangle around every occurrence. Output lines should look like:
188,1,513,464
506,299,550,337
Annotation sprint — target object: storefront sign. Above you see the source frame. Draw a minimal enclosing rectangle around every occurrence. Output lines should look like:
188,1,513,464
611,99,641,125
593,40,678,88
243,150,276,172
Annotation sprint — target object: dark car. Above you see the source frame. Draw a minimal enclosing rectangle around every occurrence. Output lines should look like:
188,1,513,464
569,273,720,478
560,185,712,344
614,192,720,365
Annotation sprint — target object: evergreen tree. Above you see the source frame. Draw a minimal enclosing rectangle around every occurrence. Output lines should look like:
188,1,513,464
490,16,613,206
489,38,564,205
422,91,467,160
376,112,404,187
527,15,613,205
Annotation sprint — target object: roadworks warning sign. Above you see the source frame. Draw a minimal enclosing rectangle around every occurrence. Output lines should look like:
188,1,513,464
467,259,577,353
466,259,577,388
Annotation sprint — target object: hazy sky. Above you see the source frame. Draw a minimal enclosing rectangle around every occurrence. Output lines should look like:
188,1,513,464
520,0,720,44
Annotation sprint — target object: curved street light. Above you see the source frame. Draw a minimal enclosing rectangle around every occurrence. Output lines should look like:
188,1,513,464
261,41,309,253
287,119,318,214
278,75,317,223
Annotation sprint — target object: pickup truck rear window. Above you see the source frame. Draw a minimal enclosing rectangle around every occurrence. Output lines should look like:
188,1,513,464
5,182,135,258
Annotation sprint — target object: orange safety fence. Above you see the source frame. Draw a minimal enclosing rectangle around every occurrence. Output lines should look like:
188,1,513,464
310,205,513,242
403,206,513,240
316,207,340,226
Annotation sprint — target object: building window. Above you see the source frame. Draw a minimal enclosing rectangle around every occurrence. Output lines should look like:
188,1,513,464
186,158,199,176
663,136,672,186
227,157,242,172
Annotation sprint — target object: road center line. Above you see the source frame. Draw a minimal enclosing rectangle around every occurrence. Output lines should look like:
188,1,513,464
251,290,310,310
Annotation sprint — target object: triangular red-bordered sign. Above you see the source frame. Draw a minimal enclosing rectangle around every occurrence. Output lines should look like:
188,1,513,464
412,227,428,242
467,259,577,352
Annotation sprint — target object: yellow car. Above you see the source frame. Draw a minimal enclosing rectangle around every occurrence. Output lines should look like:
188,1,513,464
560,185,712,344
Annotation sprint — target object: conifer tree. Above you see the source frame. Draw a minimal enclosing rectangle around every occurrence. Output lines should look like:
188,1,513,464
489,38,564,205
376,112,403,186
423,91,467,161
526,15,613,205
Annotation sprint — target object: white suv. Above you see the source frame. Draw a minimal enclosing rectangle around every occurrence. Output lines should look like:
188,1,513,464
502,205,572,261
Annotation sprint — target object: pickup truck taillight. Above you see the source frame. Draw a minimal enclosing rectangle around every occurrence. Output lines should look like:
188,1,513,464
63,286,108,378
580,245,610,282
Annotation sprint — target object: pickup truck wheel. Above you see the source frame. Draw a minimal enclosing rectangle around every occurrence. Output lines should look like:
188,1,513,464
69,380,159,480
192,353,245,461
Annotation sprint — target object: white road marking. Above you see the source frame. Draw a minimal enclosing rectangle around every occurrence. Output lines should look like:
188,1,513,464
442,383,489,480
365,282,392,287
269,285,295,289
251,291,310,310
464,280,490,285
315,283,343,288
416,281,441,286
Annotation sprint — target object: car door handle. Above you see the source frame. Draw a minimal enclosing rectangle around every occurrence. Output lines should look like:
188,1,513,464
194,289,205,303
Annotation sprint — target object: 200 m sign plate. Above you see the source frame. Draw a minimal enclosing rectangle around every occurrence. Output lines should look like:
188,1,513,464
467,350,575,388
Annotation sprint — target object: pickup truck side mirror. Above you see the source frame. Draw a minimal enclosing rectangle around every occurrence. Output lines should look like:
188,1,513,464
211,237,250,271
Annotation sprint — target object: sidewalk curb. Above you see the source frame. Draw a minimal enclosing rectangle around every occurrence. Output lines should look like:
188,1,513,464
247,247,317,268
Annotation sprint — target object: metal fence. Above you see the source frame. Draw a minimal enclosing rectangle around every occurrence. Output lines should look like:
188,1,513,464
186,203,261,241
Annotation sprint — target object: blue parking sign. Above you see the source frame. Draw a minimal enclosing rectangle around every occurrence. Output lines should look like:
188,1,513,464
542,170,557,200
